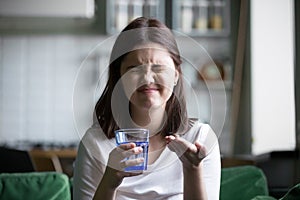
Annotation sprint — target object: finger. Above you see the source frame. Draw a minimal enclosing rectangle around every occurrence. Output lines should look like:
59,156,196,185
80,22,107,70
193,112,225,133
120,157,145,170
116,143,142,159
183,151,198,165
108,144,140,170
195,142,207,159
167,139,185,156
167,135,197,153
176,135,197,151
183,142,207,165
166,135,206,166
165,135,176,144
118,142,136,150
195,141,202,149
121,146,143,158
183,149,204,166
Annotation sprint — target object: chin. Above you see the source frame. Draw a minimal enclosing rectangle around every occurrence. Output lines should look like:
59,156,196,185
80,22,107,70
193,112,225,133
132,100,165,111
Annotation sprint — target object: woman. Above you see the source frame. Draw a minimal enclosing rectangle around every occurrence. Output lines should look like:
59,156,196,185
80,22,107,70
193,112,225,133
73,17,221,200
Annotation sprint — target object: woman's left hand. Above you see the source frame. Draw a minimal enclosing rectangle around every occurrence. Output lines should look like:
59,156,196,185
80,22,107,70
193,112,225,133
165,135,206,169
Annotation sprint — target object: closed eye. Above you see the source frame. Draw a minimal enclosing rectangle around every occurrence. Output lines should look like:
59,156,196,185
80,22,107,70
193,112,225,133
126,65,143,73
125,64,168,73
151,64,167,72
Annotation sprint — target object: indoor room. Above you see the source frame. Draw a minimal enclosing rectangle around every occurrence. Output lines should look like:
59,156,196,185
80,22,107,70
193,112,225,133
0,0,299,199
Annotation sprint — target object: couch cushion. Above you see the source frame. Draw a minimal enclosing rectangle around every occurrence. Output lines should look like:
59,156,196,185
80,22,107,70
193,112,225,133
280,183,300,200
220,166,269,200
251,195,277,200
0,172,70,200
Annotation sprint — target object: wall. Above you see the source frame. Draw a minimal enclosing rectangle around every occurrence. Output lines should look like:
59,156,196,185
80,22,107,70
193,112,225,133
0,34,232,153
250,0,296,155
0,35,108,147
295,0,300,150
0,1,233,153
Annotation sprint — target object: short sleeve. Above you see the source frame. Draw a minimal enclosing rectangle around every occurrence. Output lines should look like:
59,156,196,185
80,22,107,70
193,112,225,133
184,121,221,200
73,126,115,200
72,142,104,200
200,124,221,200
202,137,221,200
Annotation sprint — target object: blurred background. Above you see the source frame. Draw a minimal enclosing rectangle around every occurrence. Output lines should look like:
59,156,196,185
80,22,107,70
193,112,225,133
0,0,299,198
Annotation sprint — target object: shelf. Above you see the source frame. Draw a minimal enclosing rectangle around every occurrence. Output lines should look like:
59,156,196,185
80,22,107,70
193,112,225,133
104,0,230,36
172,0,230,37
106,0,165,35
176,29,230,38
192,80,232,91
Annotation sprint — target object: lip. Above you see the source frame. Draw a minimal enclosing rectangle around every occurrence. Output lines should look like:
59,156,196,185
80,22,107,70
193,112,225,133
137,85,160,93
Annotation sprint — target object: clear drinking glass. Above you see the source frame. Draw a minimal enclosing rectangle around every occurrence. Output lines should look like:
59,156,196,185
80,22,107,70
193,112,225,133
115,128,149,171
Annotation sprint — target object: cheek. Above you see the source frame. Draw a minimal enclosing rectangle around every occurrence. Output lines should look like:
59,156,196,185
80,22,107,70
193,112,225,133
158,73,176,90
121,75,139,98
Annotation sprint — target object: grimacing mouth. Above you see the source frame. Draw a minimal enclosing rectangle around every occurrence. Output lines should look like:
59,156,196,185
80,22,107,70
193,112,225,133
137,84,160,93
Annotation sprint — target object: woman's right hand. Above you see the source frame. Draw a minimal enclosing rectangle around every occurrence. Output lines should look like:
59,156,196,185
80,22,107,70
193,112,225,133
93,143,144,199
103,142,145,189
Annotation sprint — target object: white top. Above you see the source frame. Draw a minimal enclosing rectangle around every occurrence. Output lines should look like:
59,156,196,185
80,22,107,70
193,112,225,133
73,119,221,200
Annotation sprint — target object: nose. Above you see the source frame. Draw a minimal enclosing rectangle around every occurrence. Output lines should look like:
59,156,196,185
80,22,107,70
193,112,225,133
141,65,155,84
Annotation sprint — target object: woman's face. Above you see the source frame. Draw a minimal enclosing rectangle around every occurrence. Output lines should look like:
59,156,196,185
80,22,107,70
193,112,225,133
120,45,179,110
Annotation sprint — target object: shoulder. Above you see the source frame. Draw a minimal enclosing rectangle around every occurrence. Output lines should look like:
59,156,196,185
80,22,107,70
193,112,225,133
82,123,113,145
79,123,115,161
184,118,211,138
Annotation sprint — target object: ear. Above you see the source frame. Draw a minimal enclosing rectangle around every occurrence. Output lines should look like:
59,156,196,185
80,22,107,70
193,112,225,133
174,68,179,84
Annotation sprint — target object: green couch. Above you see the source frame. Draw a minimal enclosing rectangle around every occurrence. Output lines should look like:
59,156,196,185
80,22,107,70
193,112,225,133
220,166,269,200
0,166,299,200
0,172,71,200
220,166,300,200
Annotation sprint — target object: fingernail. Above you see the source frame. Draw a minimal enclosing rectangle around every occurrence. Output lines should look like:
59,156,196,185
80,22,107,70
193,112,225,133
134,147,143,153
130,143,136,147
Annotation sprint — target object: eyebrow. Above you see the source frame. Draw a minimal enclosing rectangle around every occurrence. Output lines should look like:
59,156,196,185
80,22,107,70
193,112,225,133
127,64,168,70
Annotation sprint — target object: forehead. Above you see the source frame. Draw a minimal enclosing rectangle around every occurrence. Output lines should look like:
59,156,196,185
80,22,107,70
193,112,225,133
122,45,173,65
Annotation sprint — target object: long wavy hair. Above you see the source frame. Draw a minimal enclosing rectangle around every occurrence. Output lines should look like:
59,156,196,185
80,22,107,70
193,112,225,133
95,17,188,139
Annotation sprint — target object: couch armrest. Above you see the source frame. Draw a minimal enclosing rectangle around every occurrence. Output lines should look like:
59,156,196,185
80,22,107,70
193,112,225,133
220,166,269,200
0,172,71,200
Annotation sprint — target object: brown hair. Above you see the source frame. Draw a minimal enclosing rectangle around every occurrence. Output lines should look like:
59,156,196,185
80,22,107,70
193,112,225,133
95,17,188,138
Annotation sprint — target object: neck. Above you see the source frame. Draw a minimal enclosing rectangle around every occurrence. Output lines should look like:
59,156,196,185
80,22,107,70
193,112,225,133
131,105,166,136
